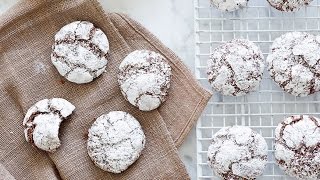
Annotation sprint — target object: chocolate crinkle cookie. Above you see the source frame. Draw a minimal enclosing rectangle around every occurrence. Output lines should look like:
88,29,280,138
51,21,109,84
274,115,320,180
22,98,75,152
87,111,146,173
118,50,172,111
211,0,249,12
207,126,268,180
267,32,320,97
267,0,313,12
207,39,265,96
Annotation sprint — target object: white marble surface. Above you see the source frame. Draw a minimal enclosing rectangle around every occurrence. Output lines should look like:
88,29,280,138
0,0,197,179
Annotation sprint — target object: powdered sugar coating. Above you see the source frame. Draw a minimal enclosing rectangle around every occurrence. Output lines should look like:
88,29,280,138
274,115,320,179
118,50,172,111
211,0,249,12
87,111,146,173
207,39,265,96
267,32,320,97
207,126,268,179
267,0,313,12
22,98,75,152
51,21,109,84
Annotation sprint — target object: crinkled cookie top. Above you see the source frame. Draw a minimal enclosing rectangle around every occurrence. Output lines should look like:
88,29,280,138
207,39,265,96
207,126,268,179
274,115,320,180
211,0,249,12
23,98,75,152
87,111,146,173
118,50,172,111
267,0,313,12
267,32,320,97
51,21,109,84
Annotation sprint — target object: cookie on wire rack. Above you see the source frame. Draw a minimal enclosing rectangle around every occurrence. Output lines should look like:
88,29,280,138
266,32,320,97
274,115,320,179
210,0,249,12
267,0,313,12
207,126,268,179
87,111,146,173
207,39,265,96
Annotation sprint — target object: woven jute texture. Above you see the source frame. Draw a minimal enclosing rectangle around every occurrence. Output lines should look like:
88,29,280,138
0,0,212,179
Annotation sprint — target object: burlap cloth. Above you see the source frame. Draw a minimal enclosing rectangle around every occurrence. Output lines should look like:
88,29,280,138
0,0,212,179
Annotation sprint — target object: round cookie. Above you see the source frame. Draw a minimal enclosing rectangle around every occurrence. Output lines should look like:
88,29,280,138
22,98,75,152
118,50,172,111
51,21,109,84
207,39,265,96
207,126,268,179
274,115,320,180
87,111,146,173
267,32,320,97
267,0,313,12
211,0,249,12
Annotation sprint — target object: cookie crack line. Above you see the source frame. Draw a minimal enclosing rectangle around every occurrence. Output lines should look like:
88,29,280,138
118,50,171,111
275,115,320,179
51,51,106,79
23,98,75,153
277,115,320,151
51,21,109,84
87,111,145,173
54,39,108,59
118,59,170,82
267,0,313,12
25,111,50,144
208,126,268,179
221,55,242,95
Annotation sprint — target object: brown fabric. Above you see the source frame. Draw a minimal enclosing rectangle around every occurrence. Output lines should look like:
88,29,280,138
0,164,15,180
0,0,212,179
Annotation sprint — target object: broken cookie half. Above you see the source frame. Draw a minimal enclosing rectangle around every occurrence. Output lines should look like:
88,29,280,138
22,98,75,152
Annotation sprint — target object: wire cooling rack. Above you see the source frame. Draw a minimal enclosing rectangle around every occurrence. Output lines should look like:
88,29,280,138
194,0,320,179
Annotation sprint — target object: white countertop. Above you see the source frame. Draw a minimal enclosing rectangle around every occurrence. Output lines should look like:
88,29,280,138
0,0,197,179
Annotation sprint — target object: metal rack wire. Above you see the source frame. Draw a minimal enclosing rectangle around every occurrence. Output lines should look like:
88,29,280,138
194,0,320,179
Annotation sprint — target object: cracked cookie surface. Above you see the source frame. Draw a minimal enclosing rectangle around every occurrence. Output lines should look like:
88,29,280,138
118,50,172,111
267,32,320,97
274,115,320,180
267,0,313,12
87,111,146,173
207,39,265,96
51,21,109,84
22,98,75,152
207,126,268,180
211,0,249,12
